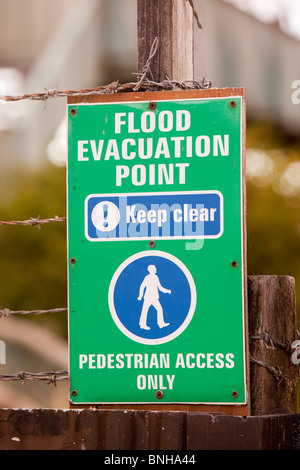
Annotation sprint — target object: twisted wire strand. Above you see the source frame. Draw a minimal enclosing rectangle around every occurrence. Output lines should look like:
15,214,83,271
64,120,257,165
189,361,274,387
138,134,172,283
0,216,66,229
0,370,69,386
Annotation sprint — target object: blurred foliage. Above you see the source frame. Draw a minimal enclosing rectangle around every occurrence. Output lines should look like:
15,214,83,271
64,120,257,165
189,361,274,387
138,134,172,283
0,162,67,337
246,120,300,321
245,119,300,411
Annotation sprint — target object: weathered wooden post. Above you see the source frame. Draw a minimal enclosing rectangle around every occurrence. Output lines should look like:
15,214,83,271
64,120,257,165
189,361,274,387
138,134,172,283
137,0,207,83
248,275,298,415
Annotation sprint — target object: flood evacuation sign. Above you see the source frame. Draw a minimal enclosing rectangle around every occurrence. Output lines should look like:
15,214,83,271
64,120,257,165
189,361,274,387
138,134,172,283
67,89,248,407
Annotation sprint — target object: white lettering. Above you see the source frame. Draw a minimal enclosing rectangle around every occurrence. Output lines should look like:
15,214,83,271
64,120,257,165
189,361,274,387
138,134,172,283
79,354,88,369
176,110,191,131
90,140,104,160
226,353,235,368
132,165,146,186
115,163,189,187
175,353,235,369
122,139,136,160
115,113,126,133
104,139,120,160
213,134,229,156
141,112,155,133
154,137,170,159
78,140,89,161
116,165,130,186
291,80,300,104
158,110,173,132
195,136,210,157
128,112,140,133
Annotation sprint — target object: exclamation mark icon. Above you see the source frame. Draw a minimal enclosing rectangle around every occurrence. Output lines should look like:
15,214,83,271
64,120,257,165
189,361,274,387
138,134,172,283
103,203,109,229
91,200,120,233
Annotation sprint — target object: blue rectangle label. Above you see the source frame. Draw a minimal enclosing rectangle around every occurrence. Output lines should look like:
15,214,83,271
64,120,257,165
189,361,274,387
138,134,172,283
85,191,223,241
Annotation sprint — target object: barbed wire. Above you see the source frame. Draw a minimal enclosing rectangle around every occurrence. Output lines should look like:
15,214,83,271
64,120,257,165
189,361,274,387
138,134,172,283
0,37,211,104
0,307,67,318
0,370,69,386
250,330,291,353
134,36,158,91
250,330,300,383
250,357,288,387
0,77,212,103
0,215,66,229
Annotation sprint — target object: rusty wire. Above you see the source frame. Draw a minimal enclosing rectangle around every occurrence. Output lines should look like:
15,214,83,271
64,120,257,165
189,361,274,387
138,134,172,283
0,215,66,229
133,36,159,91
0,77,211,103
0,307,67,318
0,370,69,386
250,330,291,353
250,357,288,387
0,37,211,104
250,330,300,382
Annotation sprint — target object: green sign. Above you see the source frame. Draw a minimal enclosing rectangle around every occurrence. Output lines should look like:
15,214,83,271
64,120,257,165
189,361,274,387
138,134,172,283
67,92,247,405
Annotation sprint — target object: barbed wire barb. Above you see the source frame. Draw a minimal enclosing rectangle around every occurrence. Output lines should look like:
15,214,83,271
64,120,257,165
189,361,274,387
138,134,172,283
0,307,67,318
250,330,291,353
0,215,66,228
0,370,69,386
134,36,159,91
250,357,289,387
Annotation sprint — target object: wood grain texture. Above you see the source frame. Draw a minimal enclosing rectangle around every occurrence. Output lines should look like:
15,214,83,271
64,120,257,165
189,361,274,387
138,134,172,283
0,408,299,450
137,0,206,81
248,275,297,415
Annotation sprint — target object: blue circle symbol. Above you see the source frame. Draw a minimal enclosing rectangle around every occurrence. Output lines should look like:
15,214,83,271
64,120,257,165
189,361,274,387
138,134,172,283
108,251,196,345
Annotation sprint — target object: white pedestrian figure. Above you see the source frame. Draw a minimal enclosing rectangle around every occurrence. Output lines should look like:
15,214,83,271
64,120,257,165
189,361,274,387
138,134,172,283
137,265,171,330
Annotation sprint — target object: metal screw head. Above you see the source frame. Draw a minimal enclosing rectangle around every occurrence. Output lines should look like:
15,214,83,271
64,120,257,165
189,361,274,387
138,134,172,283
232,390,238,398
70,108,77,116
155,390,164,399
231,260,238,268
71,390,78,397
230,101,236,108
149,101,157,110
148,240,156,249
70,258,76,265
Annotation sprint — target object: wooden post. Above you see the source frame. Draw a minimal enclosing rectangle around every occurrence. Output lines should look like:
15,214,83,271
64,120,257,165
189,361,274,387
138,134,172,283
248,275,298,415
137,0,206,82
